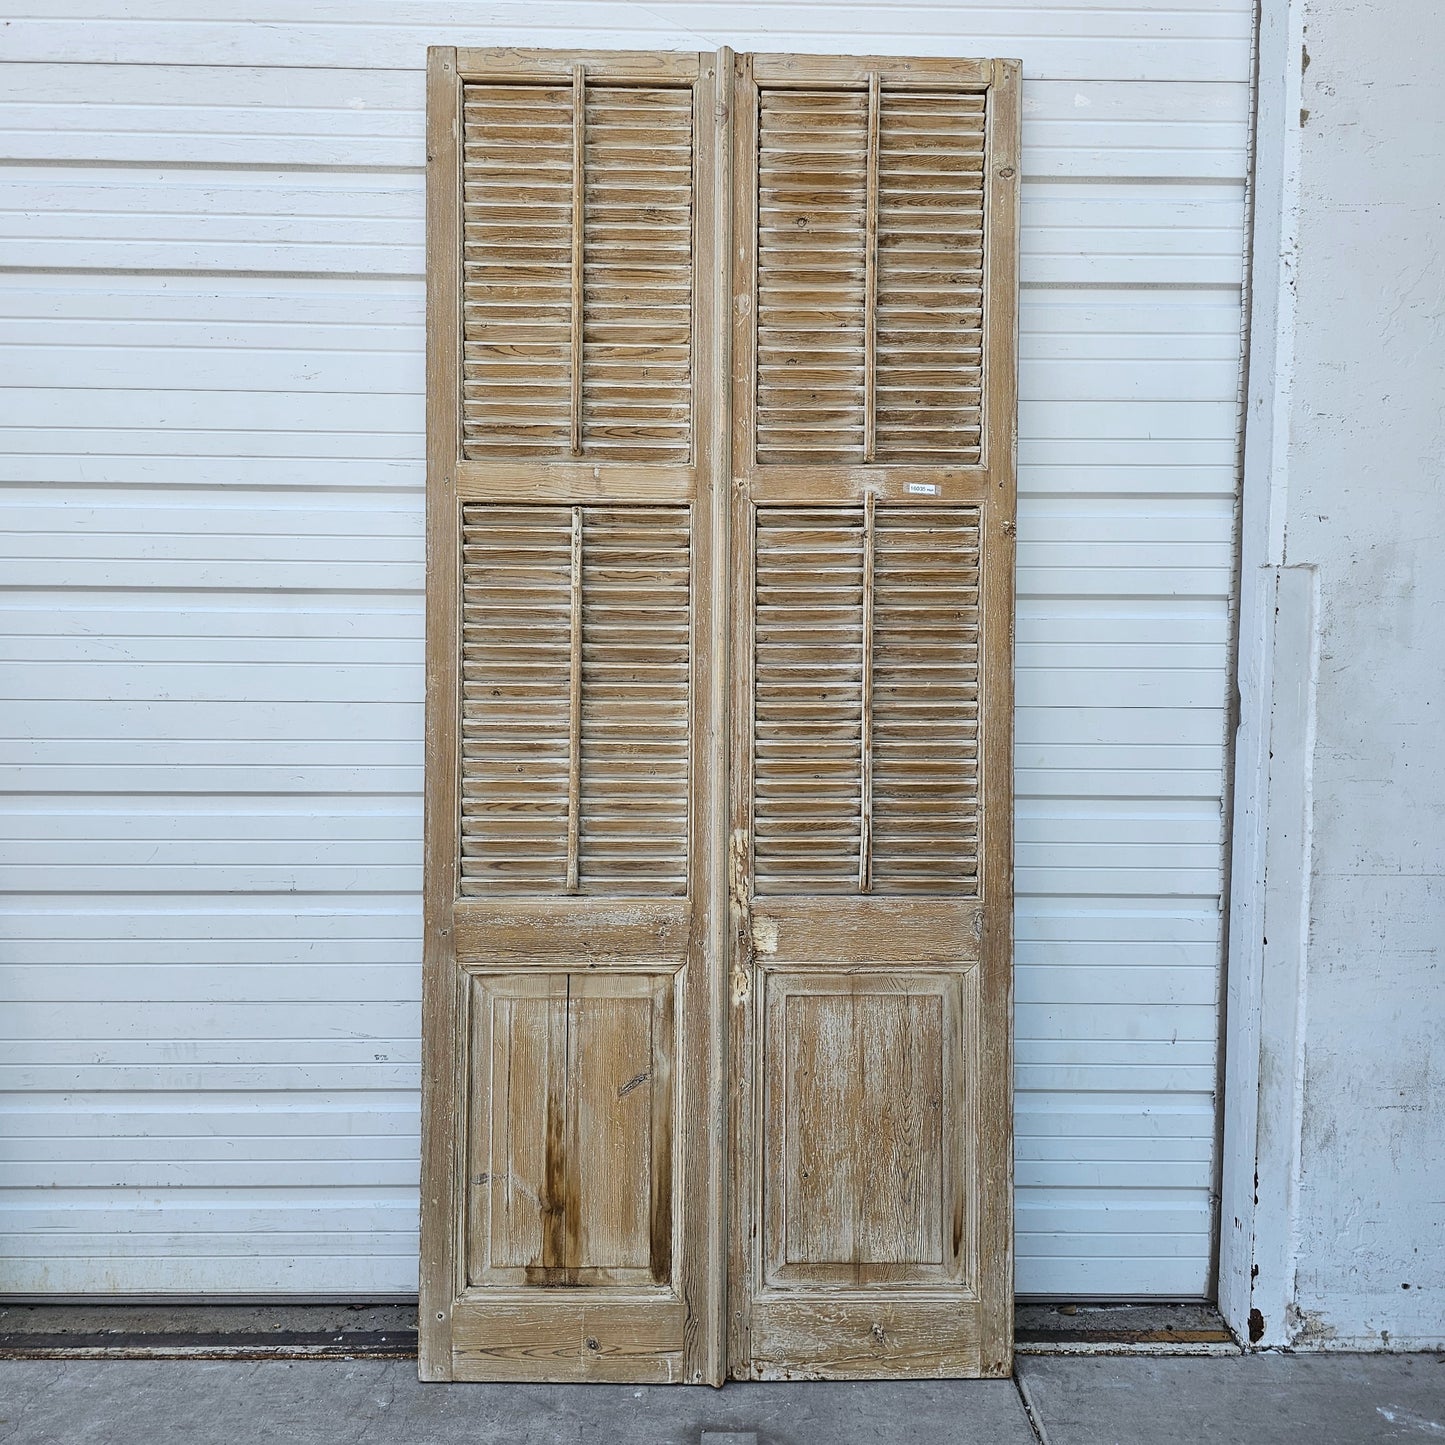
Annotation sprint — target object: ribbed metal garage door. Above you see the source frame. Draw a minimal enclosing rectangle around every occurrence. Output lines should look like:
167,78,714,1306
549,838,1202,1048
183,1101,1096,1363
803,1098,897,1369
0,0,1250,1299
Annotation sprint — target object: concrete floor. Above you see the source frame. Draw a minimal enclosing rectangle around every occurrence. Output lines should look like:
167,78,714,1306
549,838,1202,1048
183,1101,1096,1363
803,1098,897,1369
0,1363,1037,1445
1,1355,1443,1445
1017,1353,1445,1445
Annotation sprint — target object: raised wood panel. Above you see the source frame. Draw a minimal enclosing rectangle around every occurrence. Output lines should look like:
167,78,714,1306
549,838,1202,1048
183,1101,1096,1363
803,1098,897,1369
460,77,693,462
466,971,675,1288
762,970,972,1288
458,503,690,898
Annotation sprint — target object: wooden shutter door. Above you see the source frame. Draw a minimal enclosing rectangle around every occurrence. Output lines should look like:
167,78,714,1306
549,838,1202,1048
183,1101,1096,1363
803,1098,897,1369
425,45,1018,1386
727,54,1020,1380
420,47,730,1384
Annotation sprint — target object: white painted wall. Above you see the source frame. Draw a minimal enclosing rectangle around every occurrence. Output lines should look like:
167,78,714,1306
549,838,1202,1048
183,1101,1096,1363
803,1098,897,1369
0,1,1252,1299
1222,0,1445,1350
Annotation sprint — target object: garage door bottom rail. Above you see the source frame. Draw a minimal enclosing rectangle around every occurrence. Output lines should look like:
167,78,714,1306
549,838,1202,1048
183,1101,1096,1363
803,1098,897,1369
0,1302,1235,1361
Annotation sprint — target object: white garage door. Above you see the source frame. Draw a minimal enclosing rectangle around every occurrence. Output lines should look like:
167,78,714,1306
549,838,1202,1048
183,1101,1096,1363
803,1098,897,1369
0,0,1250,1299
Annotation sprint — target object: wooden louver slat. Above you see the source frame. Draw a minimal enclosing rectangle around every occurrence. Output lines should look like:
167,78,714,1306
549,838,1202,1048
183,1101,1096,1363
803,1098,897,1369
582,85,694,461
754,84,987,465
752,507,865,893
875,91,986,459
461,78,694,462
459,504,691,897
752,504,981,896
578,507,691,893
870,506,981,894
460,506,572,891
462,85,573,455
755,89,869,463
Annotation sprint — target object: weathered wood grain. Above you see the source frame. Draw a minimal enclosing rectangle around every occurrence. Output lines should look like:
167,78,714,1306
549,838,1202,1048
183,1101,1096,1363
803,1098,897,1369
748,1298,982,1381
419,44,463,1383
748,897,983,967
427,44,1016,1387
454,460,696,505
465,972,674,1289
977,56,1022,1379
423,46,720,1387
725,49,761,1380
460,74,694,461
451,1297,688,1383
456,504,691,898
687,47,732,1387
728,52,1018,1382
453,898,689,965
457,48,702,84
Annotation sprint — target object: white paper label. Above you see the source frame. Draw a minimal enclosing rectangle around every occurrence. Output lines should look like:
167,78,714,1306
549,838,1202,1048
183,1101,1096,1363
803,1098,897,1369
906,482,940,496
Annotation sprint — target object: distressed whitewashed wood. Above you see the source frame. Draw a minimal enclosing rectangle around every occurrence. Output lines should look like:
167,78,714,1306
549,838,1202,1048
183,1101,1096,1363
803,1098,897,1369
727,53,1018,1380
418,47,726,1384
0,0,1250,1305
750,506,984,896
455,505,691,896
458,79,694,461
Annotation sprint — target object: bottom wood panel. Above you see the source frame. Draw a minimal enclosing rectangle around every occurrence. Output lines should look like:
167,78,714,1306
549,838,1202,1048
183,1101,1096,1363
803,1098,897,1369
745,1297,984,1380
734,965,993,1379
761,971,973,1291
451,1296,687,1383
465,972,676,1290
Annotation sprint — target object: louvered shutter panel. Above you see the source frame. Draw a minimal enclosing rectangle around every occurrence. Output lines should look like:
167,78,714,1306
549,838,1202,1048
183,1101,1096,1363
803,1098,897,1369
461,78,694,461
754,85,986,465
459,504,691,897
421,48,728,1385
729,54,1019,1380
752,503,982,896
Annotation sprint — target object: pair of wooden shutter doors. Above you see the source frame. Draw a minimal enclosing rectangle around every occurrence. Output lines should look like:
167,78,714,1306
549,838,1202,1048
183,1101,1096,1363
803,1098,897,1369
421,47,1019,1384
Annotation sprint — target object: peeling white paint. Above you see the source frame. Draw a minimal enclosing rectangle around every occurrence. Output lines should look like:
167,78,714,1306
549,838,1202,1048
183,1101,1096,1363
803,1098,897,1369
1225,0,1445,1352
